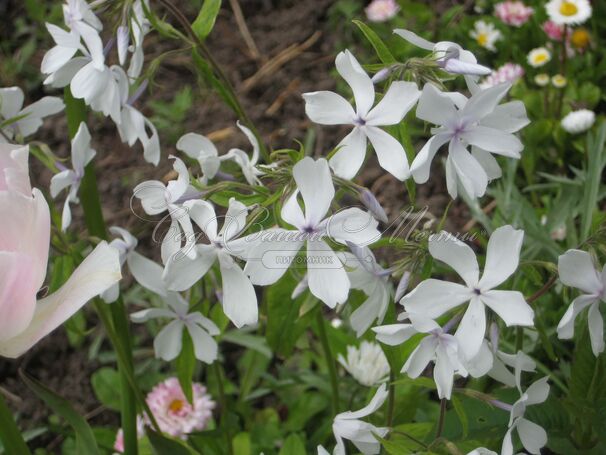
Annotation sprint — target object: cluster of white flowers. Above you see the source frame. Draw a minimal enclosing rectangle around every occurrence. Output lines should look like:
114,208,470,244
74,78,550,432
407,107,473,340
26,2,603,453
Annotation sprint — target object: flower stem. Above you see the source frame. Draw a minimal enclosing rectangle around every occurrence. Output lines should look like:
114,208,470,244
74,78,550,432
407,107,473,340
213,363,234,455
63,88,142,452
386,371,396,427
435,398,447,439
316,310,340,415
0,392,32,455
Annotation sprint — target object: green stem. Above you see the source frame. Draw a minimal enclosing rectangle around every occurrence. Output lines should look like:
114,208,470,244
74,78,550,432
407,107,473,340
386,371,396,428
63,89,140,453
515,327,524,352
156,0,268,162
0,392,32,455
316,311,340,415
435,398,447,439
213,363,234,455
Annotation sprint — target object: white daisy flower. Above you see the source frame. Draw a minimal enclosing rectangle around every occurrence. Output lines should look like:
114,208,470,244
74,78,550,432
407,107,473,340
470,20,502,52
527,47,551,67
561,109,595,134
534,73,550,86
546,0,592,26
551,74,567,88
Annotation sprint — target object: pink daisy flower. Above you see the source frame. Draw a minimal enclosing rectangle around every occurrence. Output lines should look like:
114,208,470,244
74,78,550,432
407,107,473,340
494,1,534,27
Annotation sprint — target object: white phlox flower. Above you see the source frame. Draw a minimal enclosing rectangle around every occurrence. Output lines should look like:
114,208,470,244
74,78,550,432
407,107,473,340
374,312,468,399
130,292,219,363
402,226,534,361
0,87,64,142
243,157,381,308
501,377,550,455
133,156,197,264
102,226,168,303
50,122,96,230
341,245,392,336
394,29,492,77
411,82,528,198
62,0,102,31
337,341,390,387
303,50,420,180
177,132,225,185
331,383,389,455
223,122,266,185
162,198,259,328
557,249,606,355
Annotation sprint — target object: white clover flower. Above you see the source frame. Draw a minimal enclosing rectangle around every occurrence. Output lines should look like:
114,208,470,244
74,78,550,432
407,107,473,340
557,249,606,355
365,0,400,22
374,313,468,399
395,29,492,77
341,246,392,336
534,73,550,86
470,20,502,52
131,292,219,363
337,341,390,387
133,156,197,263
527,47,552,67
243,157,380,308
303,50,420,180
501,377,550,455
331,384,389,455
561,109,595,134
551,74,567,88
411,82,528,199
402,226,534,361
546,0,592,26
102,226,168,303
0,87,63,142
162,198,259,328
50,122,96,230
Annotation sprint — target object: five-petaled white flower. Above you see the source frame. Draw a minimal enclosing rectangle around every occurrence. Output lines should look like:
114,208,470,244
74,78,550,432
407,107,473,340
50,122,96,230
224,122,265,186
243,157,380,308
411,82,528,198
102,226,168,303
162,198,258,328
177,132,224,185
394,29,492,77
0,87,64,142
131,292,219,363
133,156,197,263
374,313,468,399
557,249,606,355
342,245,392,336
402,226,534,361
331,383,389,455
501,377,550,455
303,50,420,181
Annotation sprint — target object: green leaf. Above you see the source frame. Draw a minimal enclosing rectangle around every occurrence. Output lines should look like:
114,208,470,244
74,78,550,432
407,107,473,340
222,331,272,358
91,368,122,411
451,395,468,438
232,432,251,455
279,434,306,455
352,20,396,64
147,430,197,455
381,422,432,454
580,120,606,241
176,330,196,404
0,393,32,455
20,371,99,455
192,0,222,41
284,392,328,432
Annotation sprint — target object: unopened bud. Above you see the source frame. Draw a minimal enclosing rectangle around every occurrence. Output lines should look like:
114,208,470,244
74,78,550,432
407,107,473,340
371,67,392,84
360,188,388,223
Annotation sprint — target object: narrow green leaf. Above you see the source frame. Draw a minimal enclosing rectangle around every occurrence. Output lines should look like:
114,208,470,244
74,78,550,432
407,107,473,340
580,120,606,241
0,393,32,455
451,395,469,438
352,20,396,64
222,331,272,358
147,430,197,454
176,330,196,404
192,0,222,42
20,371,99,455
